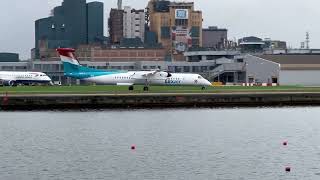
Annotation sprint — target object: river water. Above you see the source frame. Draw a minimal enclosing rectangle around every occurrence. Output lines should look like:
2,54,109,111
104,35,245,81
0,107,320,180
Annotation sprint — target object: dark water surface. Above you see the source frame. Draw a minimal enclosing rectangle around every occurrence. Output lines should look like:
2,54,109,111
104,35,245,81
1,108,320,180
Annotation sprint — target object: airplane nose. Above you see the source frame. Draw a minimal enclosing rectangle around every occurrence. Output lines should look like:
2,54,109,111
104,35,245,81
203,79,212,86
206,80,213,86
46,76,52,81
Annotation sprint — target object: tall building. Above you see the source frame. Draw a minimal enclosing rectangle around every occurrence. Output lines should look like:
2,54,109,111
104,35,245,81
35,17,54,51
123,6,145,41
61,0,88,46
87,2,104,44
109,9,124,44
34,0,104,58
202,26,228,49
147,0,202,59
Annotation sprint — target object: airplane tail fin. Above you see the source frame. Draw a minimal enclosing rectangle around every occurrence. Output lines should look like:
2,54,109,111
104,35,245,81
56,48,81,74
57,48,114,79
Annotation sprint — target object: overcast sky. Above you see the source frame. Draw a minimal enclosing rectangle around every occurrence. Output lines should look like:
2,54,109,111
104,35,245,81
0,0,319,59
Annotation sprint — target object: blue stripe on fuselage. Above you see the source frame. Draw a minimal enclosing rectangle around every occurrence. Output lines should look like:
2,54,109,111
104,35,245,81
63,62,124,79
15,80,51,84
65,71,122,79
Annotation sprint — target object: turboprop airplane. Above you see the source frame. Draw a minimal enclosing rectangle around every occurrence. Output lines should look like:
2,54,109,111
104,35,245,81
57,48,212,91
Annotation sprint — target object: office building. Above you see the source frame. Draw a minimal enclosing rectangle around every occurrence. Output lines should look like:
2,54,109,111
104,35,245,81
147,0,202,59
202,26,228,49
123,6,145,41
109,9,124,44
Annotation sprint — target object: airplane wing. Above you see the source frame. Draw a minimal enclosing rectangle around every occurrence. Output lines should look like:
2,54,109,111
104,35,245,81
130,70,171,81
141,70,161,77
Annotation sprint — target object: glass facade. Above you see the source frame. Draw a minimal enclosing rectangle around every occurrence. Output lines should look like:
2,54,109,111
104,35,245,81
35,0,104,58
0,53,19,62
87,2,104,44
62,0,87,46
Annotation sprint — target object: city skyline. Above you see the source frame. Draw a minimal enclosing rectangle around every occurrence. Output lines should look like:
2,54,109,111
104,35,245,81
0,0,318,59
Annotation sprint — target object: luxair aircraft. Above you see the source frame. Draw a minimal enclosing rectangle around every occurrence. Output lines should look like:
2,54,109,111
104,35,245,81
57,48,212,91
0,71,52,86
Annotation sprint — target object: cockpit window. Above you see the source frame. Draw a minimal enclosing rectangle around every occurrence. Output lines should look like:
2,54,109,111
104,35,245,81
198,76,202,79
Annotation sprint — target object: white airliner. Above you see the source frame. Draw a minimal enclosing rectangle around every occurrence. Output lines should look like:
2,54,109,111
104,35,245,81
0,71,52,86
57,48,212,90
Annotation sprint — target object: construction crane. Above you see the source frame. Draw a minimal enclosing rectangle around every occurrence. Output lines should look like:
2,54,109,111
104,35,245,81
117,0,122,10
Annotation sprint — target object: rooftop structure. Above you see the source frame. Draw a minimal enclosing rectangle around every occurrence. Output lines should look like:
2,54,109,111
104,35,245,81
184,50,240,62
0,53,20,62
238,36,265,53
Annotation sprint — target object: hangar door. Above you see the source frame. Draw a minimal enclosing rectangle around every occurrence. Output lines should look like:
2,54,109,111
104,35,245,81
280,70,320,86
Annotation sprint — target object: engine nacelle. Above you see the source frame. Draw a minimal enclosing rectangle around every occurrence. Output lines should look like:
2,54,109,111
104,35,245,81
1,80,15,86
166,72,172,77
159,71,172,78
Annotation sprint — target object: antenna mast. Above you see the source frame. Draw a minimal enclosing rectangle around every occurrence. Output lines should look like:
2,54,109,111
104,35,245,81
117,0,122,10
306,32,310,49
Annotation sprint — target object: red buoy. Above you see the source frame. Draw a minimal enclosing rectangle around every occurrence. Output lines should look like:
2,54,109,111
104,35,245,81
2,92,9,105
131,145,136,150
283,141,288,146
285,167,291,172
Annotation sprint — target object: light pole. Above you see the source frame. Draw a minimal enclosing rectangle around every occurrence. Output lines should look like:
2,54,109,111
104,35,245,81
217,70,222,83
244,63,249,84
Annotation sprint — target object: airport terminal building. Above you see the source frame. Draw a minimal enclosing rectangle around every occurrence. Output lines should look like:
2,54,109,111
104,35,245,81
4,48,320,86
260,54,320,86
0,50,281,86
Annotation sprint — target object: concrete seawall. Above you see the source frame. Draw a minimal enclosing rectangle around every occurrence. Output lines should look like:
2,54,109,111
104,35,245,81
1,92,320,110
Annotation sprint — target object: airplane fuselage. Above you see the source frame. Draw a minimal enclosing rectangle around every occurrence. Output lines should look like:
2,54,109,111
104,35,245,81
65,71,212,86
57,48,212,88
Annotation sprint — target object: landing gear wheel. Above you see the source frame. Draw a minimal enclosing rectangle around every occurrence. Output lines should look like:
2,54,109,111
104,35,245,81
201,86,206,90
143,86,149,91
129,86,134,91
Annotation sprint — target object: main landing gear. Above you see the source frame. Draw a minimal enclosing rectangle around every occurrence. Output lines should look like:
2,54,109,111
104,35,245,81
128,85,149,91
143,79,150,91
201,86,206,90
143,86,149,91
